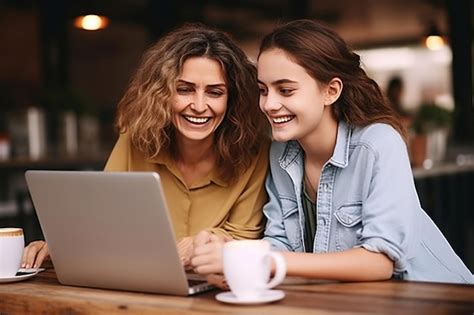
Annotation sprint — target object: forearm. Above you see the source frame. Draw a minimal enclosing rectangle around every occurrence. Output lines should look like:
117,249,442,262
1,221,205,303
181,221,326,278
263,235,292,251
281,247,394,281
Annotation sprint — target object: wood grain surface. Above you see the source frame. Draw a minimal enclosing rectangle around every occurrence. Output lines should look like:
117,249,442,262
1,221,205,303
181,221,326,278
0,268,473,314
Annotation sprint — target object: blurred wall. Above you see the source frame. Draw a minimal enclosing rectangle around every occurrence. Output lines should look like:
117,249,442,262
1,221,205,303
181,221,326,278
69,22,148,112
0,8,40,106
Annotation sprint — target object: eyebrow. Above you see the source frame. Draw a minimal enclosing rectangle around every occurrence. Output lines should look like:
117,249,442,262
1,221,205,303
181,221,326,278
177,79,226,88
257,79,298,85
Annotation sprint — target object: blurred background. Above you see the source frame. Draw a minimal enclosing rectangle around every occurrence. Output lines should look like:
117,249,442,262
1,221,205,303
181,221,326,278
0,0,473,270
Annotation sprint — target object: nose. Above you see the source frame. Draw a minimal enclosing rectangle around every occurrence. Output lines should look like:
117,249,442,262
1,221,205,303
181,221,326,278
190,92,207,113
260,91,282,113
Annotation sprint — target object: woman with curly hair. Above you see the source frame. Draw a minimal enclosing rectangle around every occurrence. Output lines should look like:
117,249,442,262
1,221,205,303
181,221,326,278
23,24,269,270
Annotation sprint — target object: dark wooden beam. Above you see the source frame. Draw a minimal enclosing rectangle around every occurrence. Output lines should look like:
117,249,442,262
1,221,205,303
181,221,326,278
447,0,473,143
38,0,69,90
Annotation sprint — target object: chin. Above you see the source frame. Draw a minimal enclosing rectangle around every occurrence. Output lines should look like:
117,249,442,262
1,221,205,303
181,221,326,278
180,129,216,141
271,131,293,142
183,133,212,141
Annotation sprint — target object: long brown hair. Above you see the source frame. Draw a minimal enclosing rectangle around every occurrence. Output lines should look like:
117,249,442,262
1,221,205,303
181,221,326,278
258,19,407,141
116,24,268,182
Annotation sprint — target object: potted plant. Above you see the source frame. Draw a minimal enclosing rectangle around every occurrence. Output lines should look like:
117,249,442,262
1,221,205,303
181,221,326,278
410,102,452,166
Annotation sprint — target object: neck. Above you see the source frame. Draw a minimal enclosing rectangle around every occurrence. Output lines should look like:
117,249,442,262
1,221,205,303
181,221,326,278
175,135,215,166
298,107,338,166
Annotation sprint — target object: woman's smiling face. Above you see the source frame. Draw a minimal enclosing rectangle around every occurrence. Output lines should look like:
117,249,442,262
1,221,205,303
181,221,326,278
172,56,228,144
257,48,328,143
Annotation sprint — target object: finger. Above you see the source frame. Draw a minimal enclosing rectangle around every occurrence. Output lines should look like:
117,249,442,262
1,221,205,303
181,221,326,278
193,265,219,275
178,247,188,262
181,255,190,267
193,231,212,247
176,237,187,250
192,243,215,256
210,233,232,243
24,244,41,269
190,253,210,268
210,234,221,243
177,238,190,255
194,238,224,257
191,255,222,274
22,241,39,261
21,245,31,268
34,245,49,269
206,274,229,290
23,242,39,268
194,263,222,275
184,262,194,271
179,237,194,251
223,234,234,242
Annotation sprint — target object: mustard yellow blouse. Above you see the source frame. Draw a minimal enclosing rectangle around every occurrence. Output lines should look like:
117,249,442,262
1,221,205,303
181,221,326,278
104,132,269,241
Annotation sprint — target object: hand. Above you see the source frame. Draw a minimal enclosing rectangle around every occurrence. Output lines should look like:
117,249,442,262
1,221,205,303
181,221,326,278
22,240,50,269
191,230,228,274
206,274,229,290
177,237,194,270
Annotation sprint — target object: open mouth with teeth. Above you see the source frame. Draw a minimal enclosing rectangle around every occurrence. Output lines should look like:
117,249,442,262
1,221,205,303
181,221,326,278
272,115,295,124
183,115,212,125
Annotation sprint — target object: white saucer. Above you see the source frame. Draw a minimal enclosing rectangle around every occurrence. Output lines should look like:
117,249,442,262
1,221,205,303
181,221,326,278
215,290,285,305
0,268,45,284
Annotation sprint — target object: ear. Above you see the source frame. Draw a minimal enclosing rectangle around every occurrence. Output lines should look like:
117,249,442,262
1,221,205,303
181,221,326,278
324,77,343,106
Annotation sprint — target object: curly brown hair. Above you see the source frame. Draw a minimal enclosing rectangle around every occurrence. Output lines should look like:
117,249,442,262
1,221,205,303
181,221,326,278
258,19,407,142
116,24,268,182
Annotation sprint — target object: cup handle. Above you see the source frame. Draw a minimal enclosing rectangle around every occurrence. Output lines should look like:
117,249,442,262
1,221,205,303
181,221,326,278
264,252,286,289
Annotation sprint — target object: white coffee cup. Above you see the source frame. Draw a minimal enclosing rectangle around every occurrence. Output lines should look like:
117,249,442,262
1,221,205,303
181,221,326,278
0,227,25,278
223,240,286,300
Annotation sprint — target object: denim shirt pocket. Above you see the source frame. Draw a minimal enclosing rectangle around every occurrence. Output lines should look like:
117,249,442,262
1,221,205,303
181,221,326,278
280,196,302,250
334,203,363,251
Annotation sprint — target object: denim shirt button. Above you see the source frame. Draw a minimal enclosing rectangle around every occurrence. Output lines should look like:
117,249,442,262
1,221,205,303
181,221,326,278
318,218,327,226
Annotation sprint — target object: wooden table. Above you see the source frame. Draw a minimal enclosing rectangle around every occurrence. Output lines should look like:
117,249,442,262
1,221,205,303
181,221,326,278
0,268,473,314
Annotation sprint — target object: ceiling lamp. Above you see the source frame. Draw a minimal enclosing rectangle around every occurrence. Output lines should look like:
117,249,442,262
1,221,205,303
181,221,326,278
424,22,446,50
74,15,109,31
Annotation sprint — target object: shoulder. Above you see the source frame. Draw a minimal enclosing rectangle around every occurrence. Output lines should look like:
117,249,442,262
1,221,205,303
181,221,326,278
351,123,406,158
112,130,132,145
115,130,141,155
104,131,130,171
352,123,403,145
109,130,130,152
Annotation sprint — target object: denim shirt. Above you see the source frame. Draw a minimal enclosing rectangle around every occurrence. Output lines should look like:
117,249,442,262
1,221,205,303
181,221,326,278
263,121,473,284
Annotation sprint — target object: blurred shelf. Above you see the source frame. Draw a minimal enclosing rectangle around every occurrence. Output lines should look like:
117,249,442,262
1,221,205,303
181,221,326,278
412,161,474,179
0,155,107,171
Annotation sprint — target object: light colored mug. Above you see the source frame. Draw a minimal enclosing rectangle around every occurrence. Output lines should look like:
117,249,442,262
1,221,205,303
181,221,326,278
0,227,24,277
223,240,286,300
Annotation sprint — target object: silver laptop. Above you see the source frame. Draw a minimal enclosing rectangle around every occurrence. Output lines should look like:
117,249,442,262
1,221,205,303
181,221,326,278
25,170,213,296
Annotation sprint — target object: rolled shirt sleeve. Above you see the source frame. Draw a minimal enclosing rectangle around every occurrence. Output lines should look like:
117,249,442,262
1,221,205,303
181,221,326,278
355,126,419,274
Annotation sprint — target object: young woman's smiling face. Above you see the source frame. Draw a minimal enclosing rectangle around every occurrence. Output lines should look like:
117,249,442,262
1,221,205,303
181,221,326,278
172,57,228,144
257,48,329,143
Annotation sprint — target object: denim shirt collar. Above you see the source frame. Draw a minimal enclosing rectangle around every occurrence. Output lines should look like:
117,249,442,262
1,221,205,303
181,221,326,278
329,120,351,168
278,120,351,170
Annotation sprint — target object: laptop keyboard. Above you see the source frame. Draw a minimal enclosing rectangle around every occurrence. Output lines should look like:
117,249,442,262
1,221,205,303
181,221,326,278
188,279,207,287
